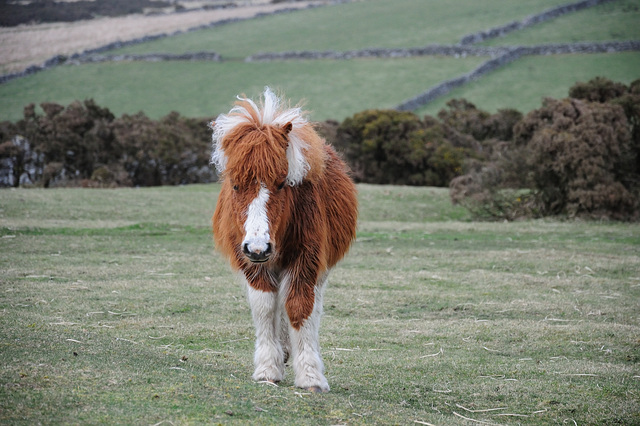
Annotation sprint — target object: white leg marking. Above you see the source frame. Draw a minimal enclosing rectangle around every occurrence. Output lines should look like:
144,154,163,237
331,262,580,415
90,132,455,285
284,272,330,392
243,185,271,255
242,274,285,383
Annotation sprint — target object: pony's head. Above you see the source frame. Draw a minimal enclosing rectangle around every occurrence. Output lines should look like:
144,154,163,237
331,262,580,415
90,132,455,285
211,87,324,264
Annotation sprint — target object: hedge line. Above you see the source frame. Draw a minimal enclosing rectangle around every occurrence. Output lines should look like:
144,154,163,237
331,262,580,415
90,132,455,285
0,101,214,188
2,77,639,220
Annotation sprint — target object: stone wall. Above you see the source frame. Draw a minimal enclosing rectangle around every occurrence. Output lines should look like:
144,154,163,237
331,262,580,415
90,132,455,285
393,41,640,111
247,40,640,62
458,0,616,45
245,39,640,111
395,48,526,111
246,45,513,61
69,52,222,65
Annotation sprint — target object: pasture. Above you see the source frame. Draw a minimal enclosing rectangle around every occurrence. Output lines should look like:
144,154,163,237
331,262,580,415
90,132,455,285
416,51,640,117
107,0,572,57
1,184,639,424
0,56,486,122
479,0,640,46
1,0,639,122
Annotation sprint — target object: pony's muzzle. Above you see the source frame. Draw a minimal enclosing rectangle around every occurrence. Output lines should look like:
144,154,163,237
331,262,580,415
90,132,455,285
243,241,272,263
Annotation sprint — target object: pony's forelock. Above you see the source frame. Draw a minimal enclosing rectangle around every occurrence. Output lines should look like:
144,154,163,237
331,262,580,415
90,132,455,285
210,87,311,185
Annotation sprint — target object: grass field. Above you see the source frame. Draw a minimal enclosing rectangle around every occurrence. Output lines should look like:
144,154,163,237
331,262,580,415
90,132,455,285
4,0,640,123
0,56,487,122
416,51,640,117
1,184,639,424
109,0,570,58
0,2,316,74
481,0,640,46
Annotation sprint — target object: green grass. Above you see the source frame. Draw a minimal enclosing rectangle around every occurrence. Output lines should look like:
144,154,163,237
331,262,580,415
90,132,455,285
110,0,571,58
1,184,639,424
415,52,640,117
481,0,640,46
2,0,639,122
0,56,486,122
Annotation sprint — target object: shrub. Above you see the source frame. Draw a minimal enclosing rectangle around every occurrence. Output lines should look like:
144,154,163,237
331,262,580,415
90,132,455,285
13,99,120,186
453,97,639,221
451,78,640,221
568,76,628,103
0,100,215,188
571,77,640,177
449,163,538,221
438,99,527,188
335,109,471,186
437,98,522,143
515,97,637,219
112,111,214,186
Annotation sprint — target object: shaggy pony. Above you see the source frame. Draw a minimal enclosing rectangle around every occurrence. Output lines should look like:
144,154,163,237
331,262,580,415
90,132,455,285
210,88,358,392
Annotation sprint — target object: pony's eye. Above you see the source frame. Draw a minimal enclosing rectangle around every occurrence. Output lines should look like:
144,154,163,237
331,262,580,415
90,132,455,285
277,181,286,191
232,185,239,191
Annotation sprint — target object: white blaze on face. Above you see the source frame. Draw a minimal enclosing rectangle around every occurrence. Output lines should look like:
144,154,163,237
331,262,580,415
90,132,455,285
243,184,271,254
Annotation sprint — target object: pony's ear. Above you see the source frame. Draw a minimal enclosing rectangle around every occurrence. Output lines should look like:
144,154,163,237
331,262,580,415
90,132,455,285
282,122,293,135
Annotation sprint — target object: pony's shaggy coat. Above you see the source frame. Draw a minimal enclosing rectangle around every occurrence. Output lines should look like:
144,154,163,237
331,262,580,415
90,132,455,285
211,88,358,392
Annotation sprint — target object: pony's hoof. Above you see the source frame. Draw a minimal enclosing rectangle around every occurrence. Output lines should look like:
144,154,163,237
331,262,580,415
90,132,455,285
306,385,329,393
252,366,284,384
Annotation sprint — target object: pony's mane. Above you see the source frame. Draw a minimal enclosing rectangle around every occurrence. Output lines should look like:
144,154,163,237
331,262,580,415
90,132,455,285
211,87,324,186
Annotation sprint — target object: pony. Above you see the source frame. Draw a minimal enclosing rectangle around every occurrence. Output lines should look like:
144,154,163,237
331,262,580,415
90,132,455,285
210,87,358,392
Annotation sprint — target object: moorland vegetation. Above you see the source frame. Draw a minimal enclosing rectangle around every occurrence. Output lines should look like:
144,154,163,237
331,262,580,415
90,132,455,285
0,101,213,188
1,77,639,220
1,0,638,223
0,0,233,27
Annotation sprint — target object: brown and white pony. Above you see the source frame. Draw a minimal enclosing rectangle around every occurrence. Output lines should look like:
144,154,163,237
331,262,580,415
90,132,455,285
210,88,358,392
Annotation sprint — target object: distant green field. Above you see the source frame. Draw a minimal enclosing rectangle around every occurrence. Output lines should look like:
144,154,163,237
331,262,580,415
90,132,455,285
1,0,639,123
110,0,570,58
482,0,640,46
416,52,640,117
0,56,486,122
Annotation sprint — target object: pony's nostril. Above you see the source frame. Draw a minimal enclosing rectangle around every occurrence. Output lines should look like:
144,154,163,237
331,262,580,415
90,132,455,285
242,242,271,263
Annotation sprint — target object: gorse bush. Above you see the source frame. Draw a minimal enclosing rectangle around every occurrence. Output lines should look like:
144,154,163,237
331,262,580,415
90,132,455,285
451,77,640,221
568,76,628,103
516,98,636,219
335,109,474,187
437,98,522,144
111,111,213,186
0,100,214,187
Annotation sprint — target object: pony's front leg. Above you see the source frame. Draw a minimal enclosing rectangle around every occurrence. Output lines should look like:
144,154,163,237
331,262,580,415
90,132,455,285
284,273,329,393
243,276,285,383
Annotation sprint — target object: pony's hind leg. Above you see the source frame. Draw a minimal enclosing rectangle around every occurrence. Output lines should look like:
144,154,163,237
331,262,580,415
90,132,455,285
245,283,285,383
